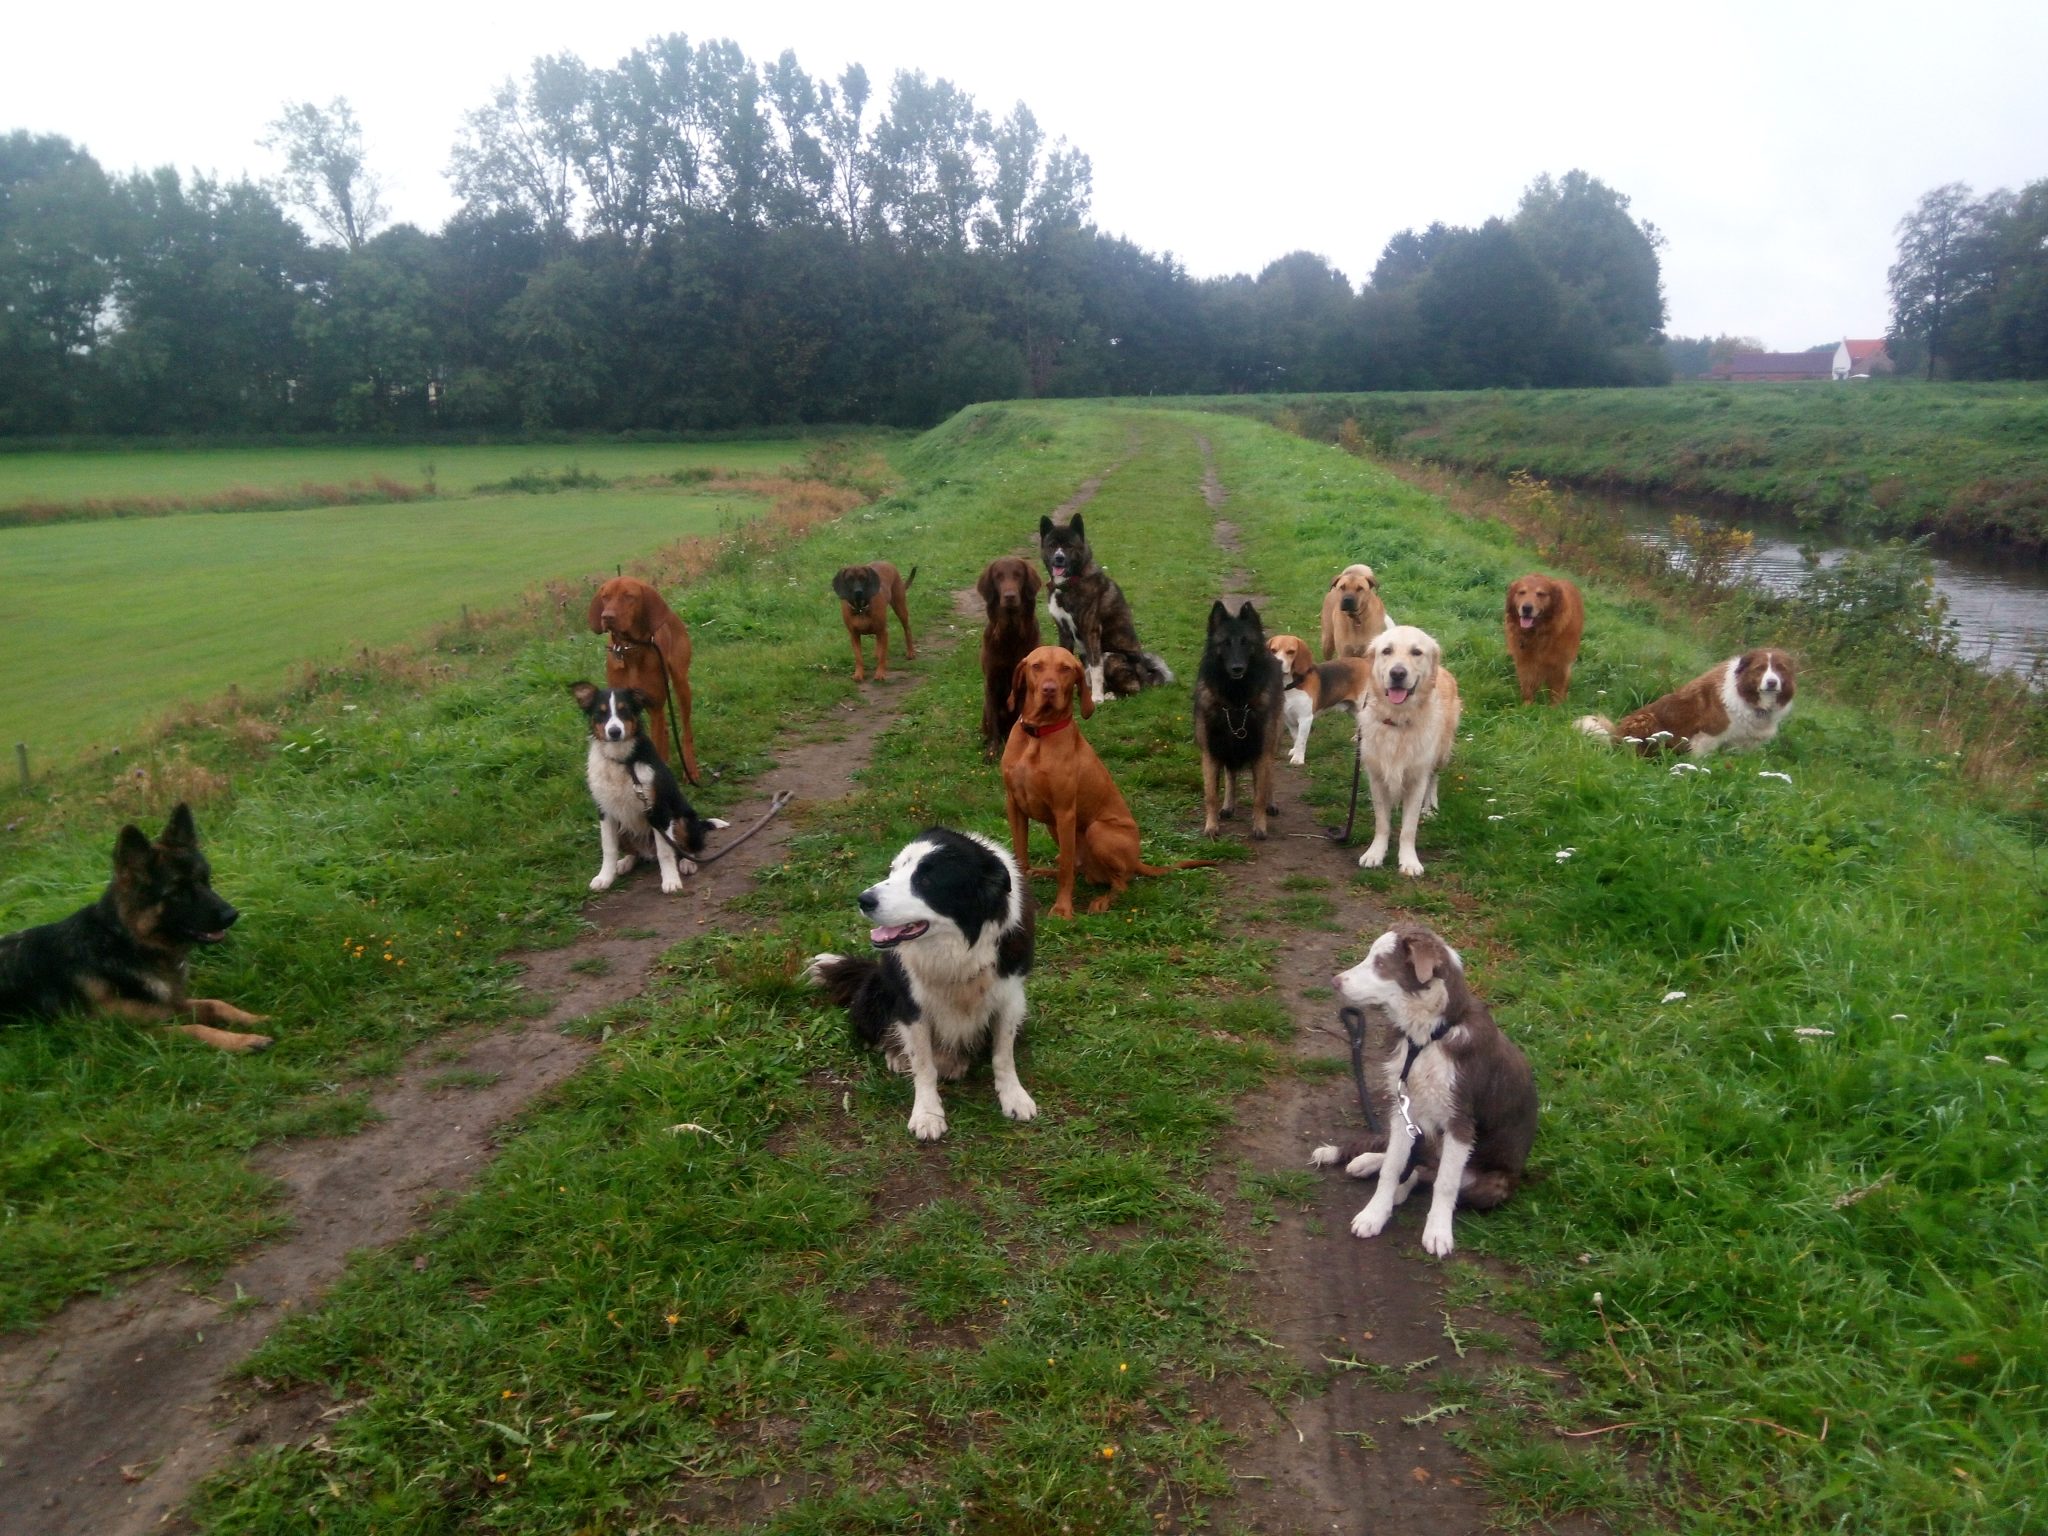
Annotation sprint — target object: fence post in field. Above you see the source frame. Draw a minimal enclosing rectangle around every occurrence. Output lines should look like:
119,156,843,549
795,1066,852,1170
14,743,27,789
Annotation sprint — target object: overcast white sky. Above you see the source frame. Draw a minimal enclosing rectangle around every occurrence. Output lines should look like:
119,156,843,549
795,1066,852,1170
9,0,2046,351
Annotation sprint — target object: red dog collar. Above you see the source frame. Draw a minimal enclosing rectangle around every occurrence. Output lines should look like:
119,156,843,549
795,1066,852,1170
1021,717,1073,738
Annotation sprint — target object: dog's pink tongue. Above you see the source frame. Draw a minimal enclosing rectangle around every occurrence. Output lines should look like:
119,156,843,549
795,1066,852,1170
1519,615,1535,629
870,923,918,945
1386,687,1410,704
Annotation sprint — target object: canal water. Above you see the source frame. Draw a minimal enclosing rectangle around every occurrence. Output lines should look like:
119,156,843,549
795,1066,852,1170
1607,498,2048,683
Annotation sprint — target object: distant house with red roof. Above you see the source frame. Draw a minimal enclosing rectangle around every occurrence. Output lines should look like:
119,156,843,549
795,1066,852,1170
1703,351,1835,381
1832,338,1893,379
1701,338,1894,382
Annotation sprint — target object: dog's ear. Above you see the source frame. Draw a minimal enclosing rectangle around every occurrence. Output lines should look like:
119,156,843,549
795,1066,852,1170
1208,599,1229,631
1365,569,1379,590
1076,660,1095,720
568,682,601,711
1069,513,1084,543
1009,656,1031,712
586,586,608,634
113,823,154,880
1023,563,1042,599
1039,515,1054,539
1400,930,1444,985
1329,571,1345,590
160,802,198,850
1238,601,1261,631
624,688,656,714
976,563,999,606
831,569,855,603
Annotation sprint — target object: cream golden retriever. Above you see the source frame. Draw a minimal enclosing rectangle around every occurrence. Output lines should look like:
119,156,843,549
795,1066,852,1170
1355,625,1460,877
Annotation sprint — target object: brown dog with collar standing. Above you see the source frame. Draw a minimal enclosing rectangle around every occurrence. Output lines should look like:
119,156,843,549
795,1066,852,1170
589,577,700,786
832,562,917,682
977,555,1042,753
1001,646,1210,919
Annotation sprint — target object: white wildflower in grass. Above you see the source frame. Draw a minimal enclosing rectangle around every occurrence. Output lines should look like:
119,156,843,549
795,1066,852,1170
1671,761,1709,776
1758,771,1793,784
1661,990,1687,1003
1793,1027,1836,1038
1554,847,1576,862
1891,1014,1908,1021
1488,814,1506,822
1984,1055,2010,1065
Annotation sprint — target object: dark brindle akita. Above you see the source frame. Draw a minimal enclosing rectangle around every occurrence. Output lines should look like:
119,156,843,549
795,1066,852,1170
0,803,272,1051
1036,513,1173,702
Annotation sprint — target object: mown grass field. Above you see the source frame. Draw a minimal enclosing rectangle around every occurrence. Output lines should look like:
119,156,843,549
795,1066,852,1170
2,404,2042,1533
0,440,806,508
1195,382,2048,551
0,485,776,763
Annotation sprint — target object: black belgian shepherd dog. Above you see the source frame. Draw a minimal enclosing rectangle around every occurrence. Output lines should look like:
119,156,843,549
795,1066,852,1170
1193,600,1285,840
0,803,272,1051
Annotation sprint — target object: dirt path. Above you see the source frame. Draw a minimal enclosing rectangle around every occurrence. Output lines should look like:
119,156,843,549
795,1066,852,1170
0,614,975,1536
1193,431,1596,1535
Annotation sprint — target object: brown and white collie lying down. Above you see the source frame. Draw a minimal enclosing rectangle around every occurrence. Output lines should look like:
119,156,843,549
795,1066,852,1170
1577,648,1796,758
1313,924,1537,1259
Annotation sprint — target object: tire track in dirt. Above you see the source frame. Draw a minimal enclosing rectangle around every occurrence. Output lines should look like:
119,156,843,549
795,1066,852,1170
0,603,985,1536
1192,431,1599,1535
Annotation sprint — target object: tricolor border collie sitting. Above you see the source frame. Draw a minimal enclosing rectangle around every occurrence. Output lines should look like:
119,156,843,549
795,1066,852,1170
1312,924,1537,1258
807,828,1036,1142
570,683,727,893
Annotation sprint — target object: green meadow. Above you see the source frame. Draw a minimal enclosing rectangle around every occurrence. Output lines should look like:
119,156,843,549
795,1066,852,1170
0,439,806,508
0,404,2040,1532
0,485,775,761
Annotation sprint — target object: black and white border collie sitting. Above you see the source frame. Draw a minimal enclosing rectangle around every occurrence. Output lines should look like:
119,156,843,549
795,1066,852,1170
806,828,1036,1142
1312,924,1538,1258
569,683,727,893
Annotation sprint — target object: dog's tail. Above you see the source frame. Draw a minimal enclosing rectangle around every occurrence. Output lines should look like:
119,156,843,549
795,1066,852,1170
1133,859,1219,877
804,951,892,1048
1140,651,1174,686
903,565,918,590
1574,714,1616,741
1102,651,1175,694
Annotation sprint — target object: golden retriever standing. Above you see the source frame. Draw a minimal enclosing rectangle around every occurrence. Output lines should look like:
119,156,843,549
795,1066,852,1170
1504,574,1585,705
1320,564,1393,659
1355,625,1460,878
589,577,700,785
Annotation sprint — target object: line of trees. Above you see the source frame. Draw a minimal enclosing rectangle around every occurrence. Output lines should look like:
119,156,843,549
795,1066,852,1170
1888,180,2048,380
0,36,1670,438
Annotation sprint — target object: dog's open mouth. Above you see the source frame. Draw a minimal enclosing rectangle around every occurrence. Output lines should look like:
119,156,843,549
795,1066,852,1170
1385,686,1411,705
869,921,929,948
194,930,230,944
1519,613,1536,629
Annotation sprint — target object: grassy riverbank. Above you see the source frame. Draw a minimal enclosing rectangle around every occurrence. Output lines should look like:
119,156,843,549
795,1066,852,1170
1193,383,2048,552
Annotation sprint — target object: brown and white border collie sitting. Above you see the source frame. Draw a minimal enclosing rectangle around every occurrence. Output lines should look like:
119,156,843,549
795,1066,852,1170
1577,648,1795,758
1313,924,1537,1259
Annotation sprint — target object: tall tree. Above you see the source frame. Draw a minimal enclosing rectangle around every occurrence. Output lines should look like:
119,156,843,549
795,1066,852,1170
1512,170,1666,347
263,98,387,252
0,132,124,431
1888,182,1980,380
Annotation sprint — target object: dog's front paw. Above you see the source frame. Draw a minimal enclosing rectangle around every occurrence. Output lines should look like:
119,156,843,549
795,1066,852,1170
1309,1144,1342,1168
1288,749,1307,767
1398,851,1426,877
1344,1150,1387,1179
705,818,731,831
1351,1201,1393,1239
999,1086,1038,1122
803,953,842,986
589,869,616,891
1358,840,1388,869
1202,816,1221,837
907,1106,948,1142
1421,1217,1457,1258
614,853,637,875
661,866,687,892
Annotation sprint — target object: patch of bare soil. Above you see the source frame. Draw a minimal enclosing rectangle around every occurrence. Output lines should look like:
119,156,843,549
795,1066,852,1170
1190,432,1599,1536
0,612,973,1536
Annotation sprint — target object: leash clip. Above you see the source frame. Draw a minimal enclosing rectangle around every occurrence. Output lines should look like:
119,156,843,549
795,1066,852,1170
1397,1091,1421,1140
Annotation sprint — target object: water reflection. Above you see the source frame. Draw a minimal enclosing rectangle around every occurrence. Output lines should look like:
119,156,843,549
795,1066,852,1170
1609,499,2048,682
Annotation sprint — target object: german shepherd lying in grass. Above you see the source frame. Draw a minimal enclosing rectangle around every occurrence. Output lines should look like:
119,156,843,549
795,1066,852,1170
0,803,272,1051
